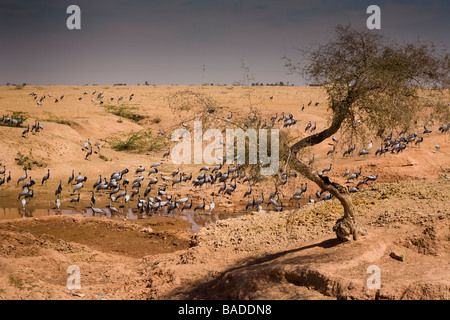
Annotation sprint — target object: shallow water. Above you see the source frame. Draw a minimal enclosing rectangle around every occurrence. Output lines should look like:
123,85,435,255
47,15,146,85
0,207,243,233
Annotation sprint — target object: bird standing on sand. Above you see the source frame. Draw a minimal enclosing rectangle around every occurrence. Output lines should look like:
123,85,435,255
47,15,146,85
73,182,83,193
305,121,311,132
194,198,206,212
22,125,30,138
135,166,145,174
55,198,61,212
85,147,93,159
91,206,105,215
70,193,80,203
42,169,50,185
90,191,96,205
208,196,215,215
108,203,118,214
243,186,252,198
246,195,255,210
163,149,170,158
55,180,62,196
17,169,27,185
68,170,74,184
274,200,283,212
181,200,193,212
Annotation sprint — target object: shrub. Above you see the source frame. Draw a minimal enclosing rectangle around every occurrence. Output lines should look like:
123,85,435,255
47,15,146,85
15,150,47,170
104,105,146,123
109,129,169,153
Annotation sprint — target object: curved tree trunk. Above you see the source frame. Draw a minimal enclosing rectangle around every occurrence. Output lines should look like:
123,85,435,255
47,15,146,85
286,100,365,241
288,155,363,241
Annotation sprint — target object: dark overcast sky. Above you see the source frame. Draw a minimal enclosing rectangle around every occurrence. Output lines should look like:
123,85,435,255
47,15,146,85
1,0,449,85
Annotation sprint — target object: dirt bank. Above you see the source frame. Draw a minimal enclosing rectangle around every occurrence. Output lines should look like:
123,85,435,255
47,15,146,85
0,178,448,300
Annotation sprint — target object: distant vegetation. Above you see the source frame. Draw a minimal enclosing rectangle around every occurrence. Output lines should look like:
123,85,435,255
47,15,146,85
38,112,78,127
0,111,28,128
103,105,147,123
15,150,47,170
39,118,78,127
6,83,27,89
251,82,293,86
99,154,111,161
109,129,169,153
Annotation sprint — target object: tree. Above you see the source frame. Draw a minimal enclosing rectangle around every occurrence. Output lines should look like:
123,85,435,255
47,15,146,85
283,25,449,241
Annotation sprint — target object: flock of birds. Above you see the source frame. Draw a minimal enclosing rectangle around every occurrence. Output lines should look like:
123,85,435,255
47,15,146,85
28,90,135,106
0,90,449,222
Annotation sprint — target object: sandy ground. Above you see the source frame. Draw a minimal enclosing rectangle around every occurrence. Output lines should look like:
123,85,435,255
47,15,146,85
0,85,449,300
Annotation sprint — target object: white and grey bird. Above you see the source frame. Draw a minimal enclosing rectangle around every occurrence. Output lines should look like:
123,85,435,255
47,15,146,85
161,174,172,182
17,169,27,185
135,166,145,174
41,169,50,185
55,198,61,212
73,182,84,193
348,187,358,193
274,200,283,212
18,188,29,199
55,180,62,196
194,198,206,212
358,149,369,156
75,172,85,183
322,164,332,174
176,194,190,204
85,147,93,159
124,193,130,204
208,196,215,215
243,186,252,198
70,193,80,203
68,170,74,184
93,175,102,189
305,121,311,132
91,206,105,215
181,200,193,212
108,203,119,214
91,191,96,205
163,149,170,158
